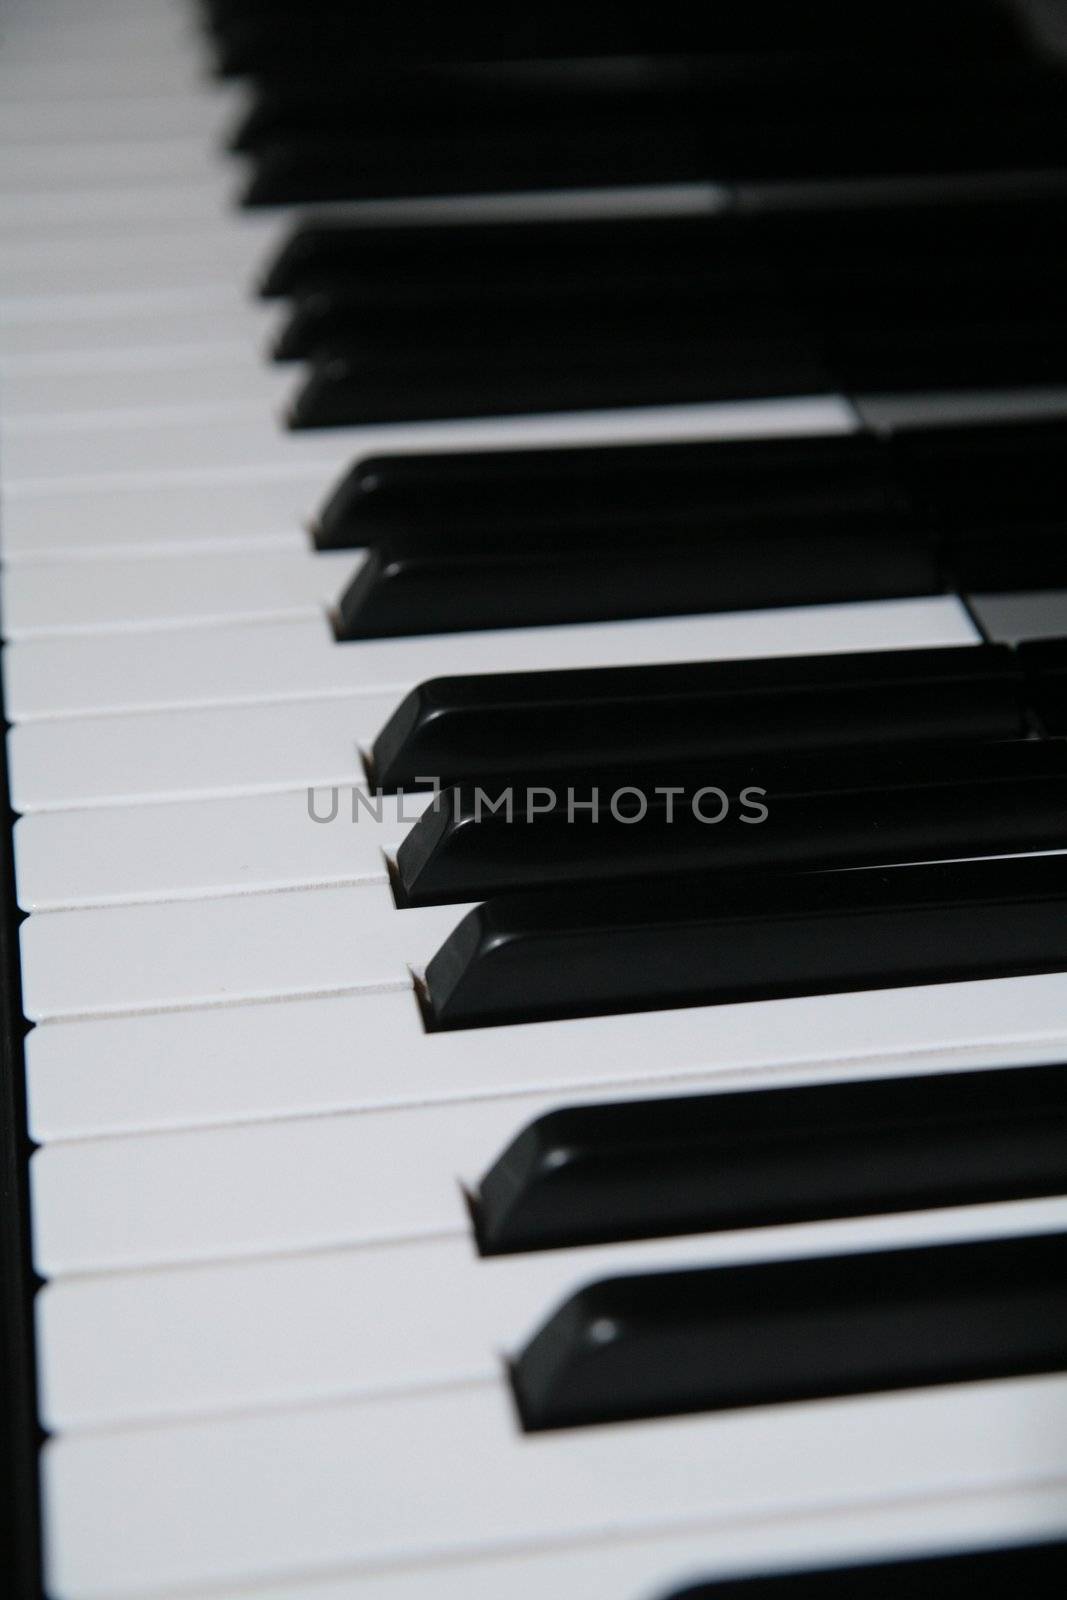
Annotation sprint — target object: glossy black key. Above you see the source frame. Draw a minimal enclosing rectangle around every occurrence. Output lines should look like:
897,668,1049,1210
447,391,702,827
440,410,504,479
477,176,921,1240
665,1539,1067,1597
250,93,1067,209
422,854,1067,1030
287,319,827,428
829,306,1067,397
895,419,1067,591
260,210,750,303
243,119,711,206
335,519,940,641
511,1231,1067,1431
475,1062,1067,1254
314,433,906,553
230,65,708,157
290,295,1067,426
395,741,1067,906
272,269,782,361
262,189,1067,305
204,0,1029,76
369,645,1025,793
1022,639,1067,736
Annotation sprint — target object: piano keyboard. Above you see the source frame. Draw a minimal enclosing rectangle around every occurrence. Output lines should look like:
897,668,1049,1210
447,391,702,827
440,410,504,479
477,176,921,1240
3,1,1067,1596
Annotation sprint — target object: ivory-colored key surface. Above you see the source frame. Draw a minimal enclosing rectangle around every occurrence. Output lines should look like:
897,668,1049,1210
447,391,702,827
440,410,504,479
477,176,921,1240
14,785,425,909
41,1375,1067,1598
0,225,271,303
2,397,859,496
1,360,294,428
102,1488,1067,1600
26,972,1067,1142
0,291,276,368
2,549,359,638
3,597,980,721
7,693,397,811
0,477,313,562
18,882,467,1019
36,1197,1067,1426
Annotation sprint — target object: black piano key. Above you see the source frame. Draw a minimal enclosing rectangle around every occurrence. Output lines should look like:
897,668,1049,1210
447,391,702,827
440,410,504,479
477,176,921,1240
663,1540,1067,1599
369,645,1026,793
259,210,751,303
832,310,1067,397
230,64,704,156
475,1062,1067,1255
395,740,1067,906
243,121,711,207
895,418,1067,538
287,322,828,429
261,189,1067,305
314,433,909,552
288,297,1067,428
243,89,1067,208
335,521,941,641
203,0,1030,75
1022,639,1067,736
271,271,783,361
894,419,1067,591
422,854,1067,1030
510,1231,1067,1431
276,275,782,369
230,32,1039,154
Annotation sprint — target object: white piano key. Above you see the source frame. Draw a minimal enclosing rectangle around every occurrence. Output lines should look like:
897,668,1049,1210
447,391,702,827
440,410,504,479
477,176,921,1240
2,596,981,721
1,7,195,57
0,138,229,191
26,970,1067,1143
14,784,426,910
29,1049,1067,1277
18,882,465,1020
0,595,978,809
1,549,357,639
133,1487,1067,1600
30,1093,510,1274
0,47,204,98
0,178,239,232
0,291,274,364
0,413,314,488
0,226,272,303
0,93,239,148
7,693,397,811
35,1198,1067,1428
0,477,311,564
3,397,858,495
4,368,293,433
40,1374,1067,1598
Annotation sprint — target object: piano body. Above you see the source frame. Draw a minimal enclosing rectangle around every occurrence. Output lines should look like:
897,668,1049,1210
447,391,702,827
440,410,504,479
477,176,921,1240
2,1,1067,1595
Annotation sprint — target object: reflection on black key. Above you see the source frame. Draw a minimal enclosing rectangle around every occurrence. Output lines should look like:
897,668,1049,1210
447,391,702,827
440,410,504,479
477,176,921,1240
662,1539,1067,1597
475,1063,1067,1254
369,645,1025,793
422,855,1067,1030
314,434,906,554
396,741,1067,906
511,1231,1067,1430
